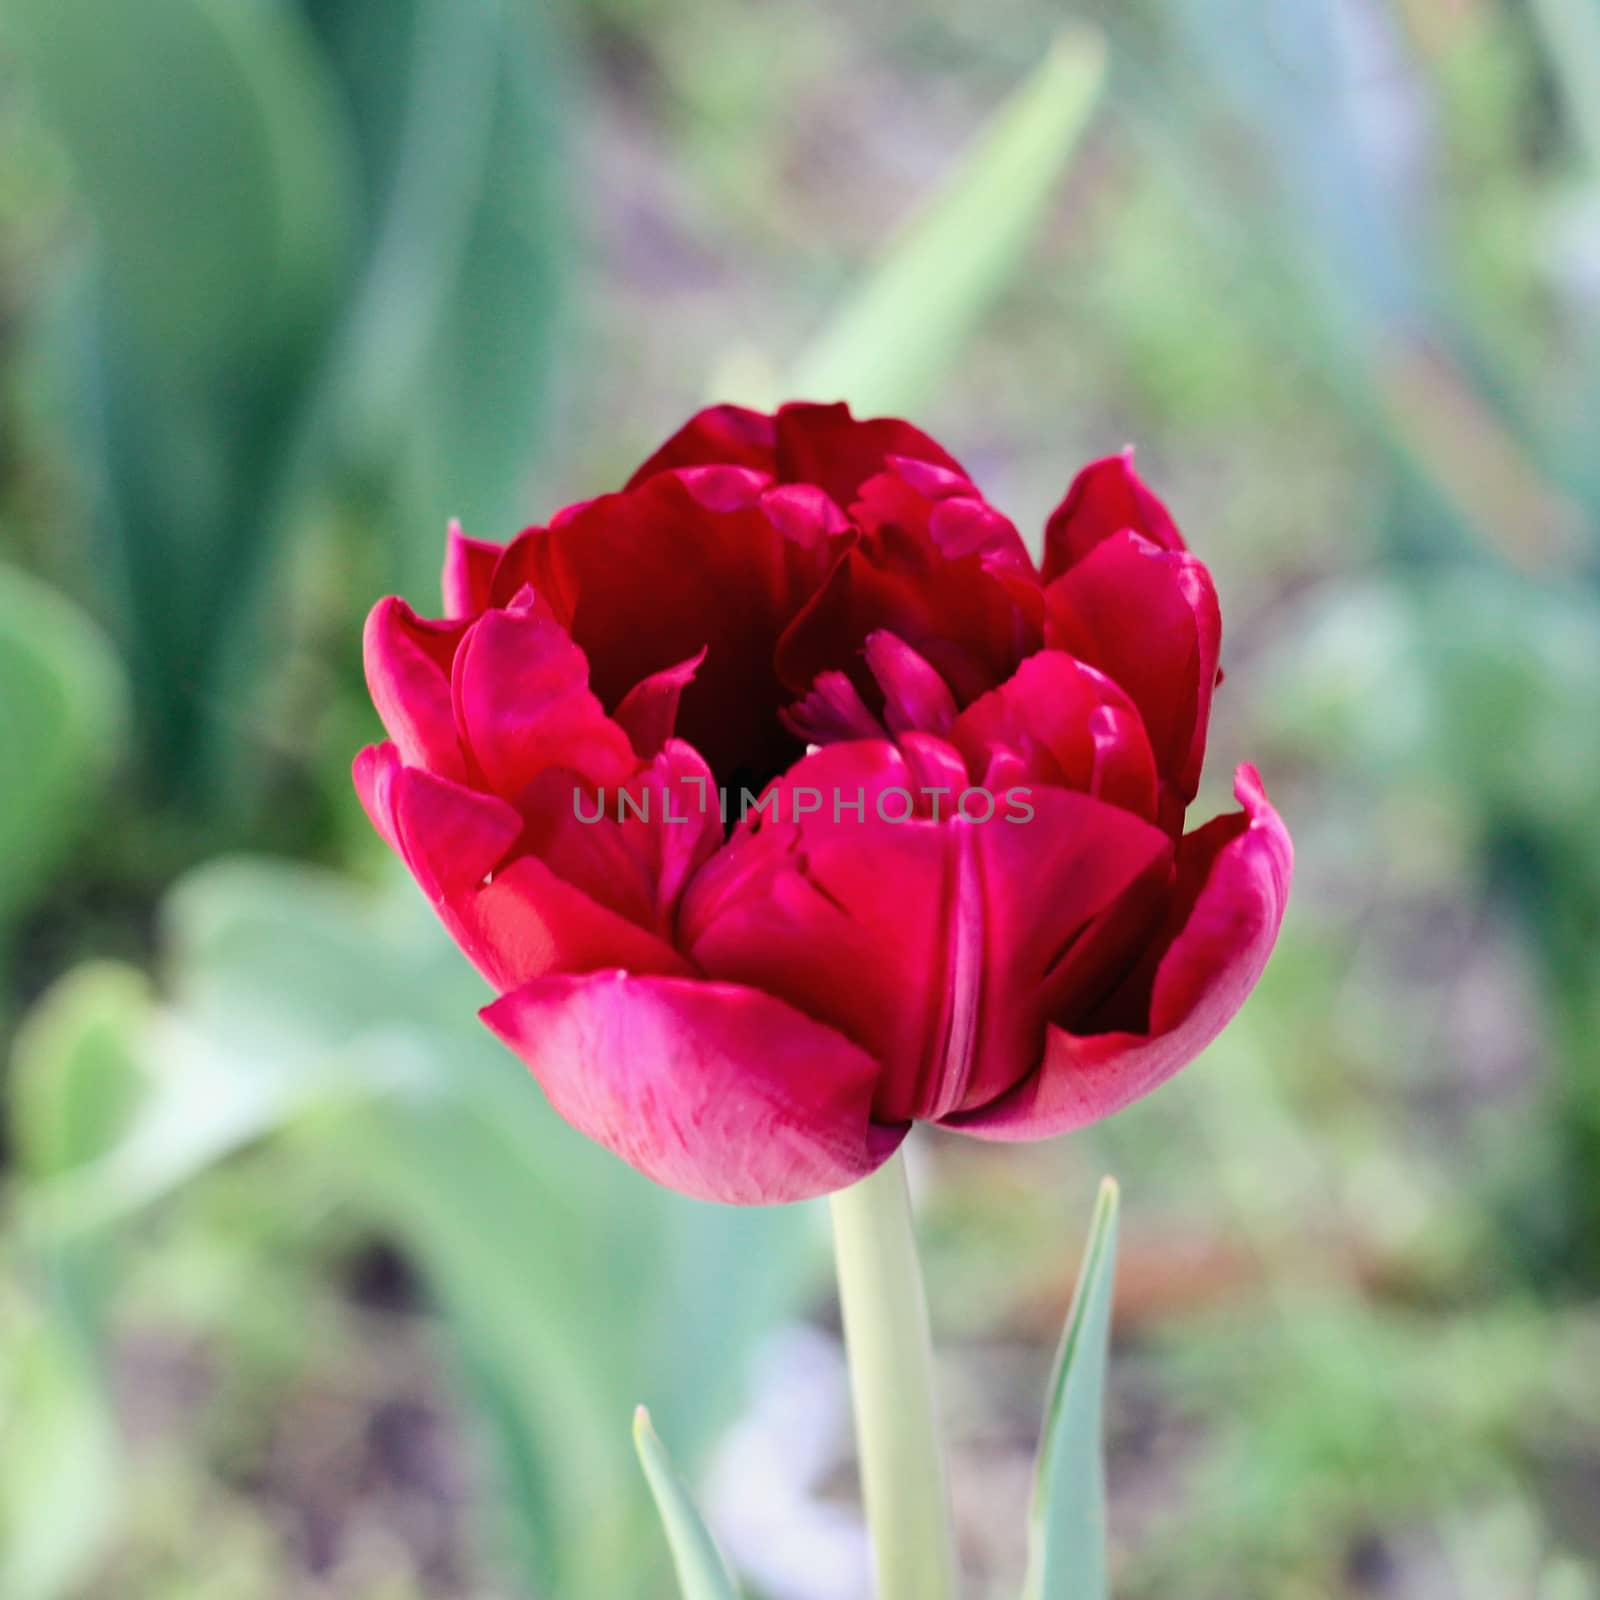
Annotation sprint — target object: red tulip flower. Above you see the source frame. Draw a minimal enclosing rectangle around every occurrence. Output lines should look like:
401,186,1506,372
355,403,1291,1203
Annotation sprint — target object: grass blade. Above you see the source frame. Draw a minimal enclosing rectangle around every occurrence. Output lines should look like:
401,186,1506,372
784,26,1107,413
633,1407,742,1600
1022,1176,1120,1600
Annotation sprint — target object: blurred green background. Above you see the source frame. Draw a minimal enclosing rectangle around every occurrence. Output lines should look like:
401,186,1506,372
2,0,1599,1595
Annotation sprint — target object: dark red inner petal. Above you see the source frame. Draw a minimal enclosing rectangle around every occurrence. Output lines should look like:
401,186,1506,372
491,474,838,798
625,404,779,487
770,402,969,506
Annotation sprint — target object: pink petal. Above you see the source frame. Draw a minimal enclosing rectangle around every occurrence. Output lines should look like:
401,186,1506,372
945,765,1292,1139
928,497,1035,581
760,483,852,547
774,402,968,505
940,785,1172,1114
386,763,523,901
362,597,470,780
450,604,637,800
1042,531,1220,806
351,745,682,987
481,972,904,1203
782,671,887,746
683,742,1170,1124
442,521,504,619
1087,704,1160,819
1041,449,1185,581
625,405,780,486
520,741,723,939
614,648,707,759
454,854,693,991
950,651,1159,822
353,741,402,855
865,631,958,737
682,745,953,1121
675,464,773,513
896,731,972,799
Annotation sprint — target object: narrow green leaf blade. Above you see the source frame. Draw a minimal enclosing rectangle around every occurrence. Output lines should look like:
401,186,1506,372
784,26,1107,414
633,1407,742,1600
1023,1177,1121,1600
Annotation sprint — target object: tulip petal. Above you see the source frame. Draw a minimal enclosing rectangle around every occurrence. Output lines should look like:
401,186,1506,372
674,464,773,514
363,597,470,780
442,521,503,619
946,765,1291,1139
951,651,1159,821
387,763,524,901
1041,449,1185,581
625,405,780,486
496,473,843,789
682,743,953,1120
777,528,1034,711
352,742,681,986
684,742,1170,1124
453,854,693,991
865,631,958,737
451,602,638,799
481,972,904,1203
614,648,707,760
897,730,972,800
353,741,403,855
782,671,886,746
774,402,968,505
520,741,723,939
1042,531,1220,806
834,461,1039,696
759,483,852,548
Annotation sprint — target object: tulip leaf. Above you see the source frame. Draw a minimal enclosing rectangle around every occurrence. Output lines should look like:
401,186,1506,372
2,964,155,1598
10,0,353,787
0,1290,121,1600
8,0,349,379
784,26,1107,414
0,564,125,939
311,0,571,604
9,963,150,1190
1021,1177,1120,1600
633,1407,743,1600
22,857,812,1599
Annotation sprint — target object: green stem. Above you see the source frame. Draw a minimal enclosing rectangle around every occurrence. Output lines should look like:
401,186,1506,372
829,1148,958,1600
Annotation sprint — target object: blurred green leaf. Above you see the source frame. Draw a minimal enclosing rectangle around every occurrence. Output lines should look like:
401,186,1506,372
783,26,1106,413
633,1407,743,1600
0,564,125,935
27,857,815,1598
1532,0,1600,179
314,0,571,602
1261,571,1600,845
2,966,156,1598
9,0,349,378
9,963,150,1186
1539,1559,1600,1600
11,0,354,788
14,0,569,796
1023,1177,1119,1600
0,1287,121,1600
